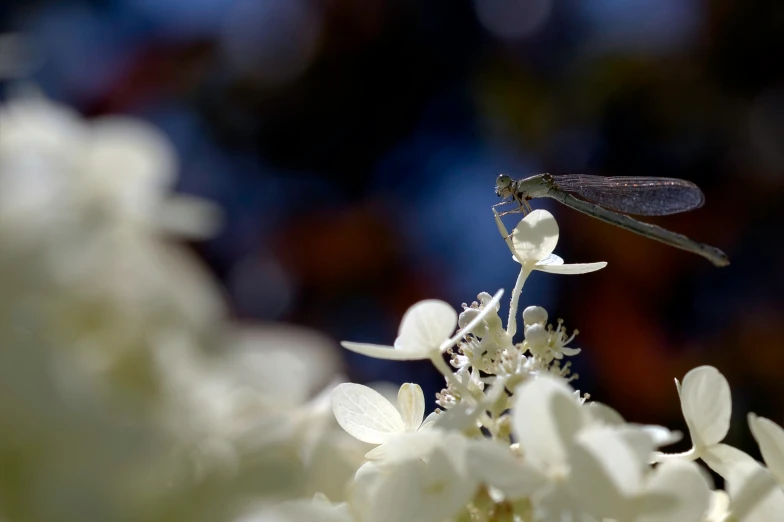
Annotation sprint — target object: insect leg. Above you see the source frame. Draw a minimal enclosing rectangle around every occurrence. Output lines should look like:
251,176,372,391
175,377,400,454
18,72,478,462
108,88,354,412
493,199,525,217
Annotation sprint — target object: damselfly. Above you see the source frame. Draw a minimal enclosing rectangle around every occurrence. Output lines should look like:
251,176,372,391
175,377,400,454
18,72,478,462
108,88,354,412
494,173,729,267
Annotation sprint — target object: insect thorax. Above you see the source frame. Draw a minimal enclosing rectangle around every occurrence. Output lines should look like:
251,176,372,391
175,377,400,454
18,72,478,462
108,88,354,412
512,174,552,200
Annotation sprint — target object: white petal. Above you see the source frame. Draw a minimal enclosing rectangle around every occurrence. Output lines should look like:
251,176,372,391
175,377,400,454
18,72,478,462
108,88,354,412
511,375,582,471
467,439,546,500
535,261,607,274
340,342,429,361
348,462,384,518
568,428,634,520
420,411,439,429
637,460,712,522
611,425,660,466
398,383,425,431
353,445,476,522
731,469,780,520
728,461,784,520
331,383,405,444
705,491,731,522
395,300,457,356
377,462,427,522
536,482,591,522
365,430,445,462
575,427,645,497
679,366,731,448
748,413,784,485
584,402,626,426
700,443,758,482
536,253,564,266
416,447,479,522
428,401,481,432
636,424,682,448
702,446,784,521
511,209,559,263
351,460,422,522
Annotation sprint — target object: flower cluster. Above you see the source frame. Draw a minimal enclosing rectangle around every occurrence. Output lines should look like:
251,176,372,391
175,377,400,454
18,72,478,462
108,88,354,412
3,88,782,522
0,93,366,522
320,209,784,522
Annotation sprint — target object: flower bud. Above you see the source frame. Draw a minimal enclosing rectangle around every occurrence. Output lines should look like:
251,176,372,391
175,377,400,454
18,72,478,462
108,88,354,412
524,323,549,356
522,305,548,326
478,292,499,311
458,307,480,329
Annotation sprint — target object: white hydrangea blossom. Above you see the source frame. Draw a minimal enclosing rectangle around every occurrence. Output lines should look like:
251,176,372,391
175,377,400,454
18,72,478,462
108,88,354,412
3,89,783,522
0,92,363,521
0,93,220,239
325,208,784,521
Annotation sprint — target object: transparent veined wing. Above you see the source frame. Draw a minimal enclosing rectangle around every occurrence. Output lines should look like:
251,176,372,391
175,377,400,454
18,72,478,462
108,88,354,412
551,175,705,216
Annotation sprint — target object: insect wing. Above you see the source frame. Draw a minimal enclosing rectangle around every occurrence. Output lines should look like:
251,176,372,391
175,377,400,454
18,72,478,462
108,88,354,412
551,175,705,216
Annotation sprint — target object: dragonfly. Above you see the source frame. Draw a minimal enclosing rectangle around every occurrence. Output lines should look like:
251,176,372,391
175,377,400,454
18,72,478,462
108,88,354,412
494,173,729,267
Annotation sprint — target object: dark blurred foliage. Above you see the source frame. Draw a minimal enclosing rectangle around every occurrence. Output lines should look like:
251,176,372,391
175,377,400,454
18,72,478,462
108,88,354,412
2,0,783,458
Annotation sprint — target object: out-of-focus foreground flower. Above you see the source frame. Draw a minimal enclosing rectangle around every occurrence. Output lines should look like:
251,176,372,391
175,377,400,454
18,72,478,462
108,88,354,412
0,92,365,522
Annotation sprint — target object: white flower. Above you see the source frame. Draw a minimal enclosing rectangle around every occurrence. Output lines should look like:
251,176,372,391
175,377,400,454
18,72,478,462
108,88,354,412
670,366,732,462
157,323,361,495
748,413,784,487
511,374,691,521
465,438,546,501
569,428,712,522
700,444,783,521
500,210,605,337
349,441,478,522
510,209,606,275
741,413,784,520
522,316,581,361
512,375,585,478
668,368,784,521
453,292,514,375
341,289,503,361
0,95,220,239
331,382,426,446
509,375,612,519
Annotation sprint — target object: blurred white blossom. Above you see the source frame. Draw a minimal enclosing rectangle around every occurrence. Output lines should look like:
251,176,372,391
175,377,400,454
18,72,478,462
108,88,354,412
0,92,354,522
0,94,220,239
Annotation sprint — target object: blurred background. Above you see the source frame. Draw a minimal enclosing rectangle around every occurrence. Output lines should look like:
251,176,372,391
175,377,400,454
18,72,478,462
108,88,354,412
1,0,782,459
